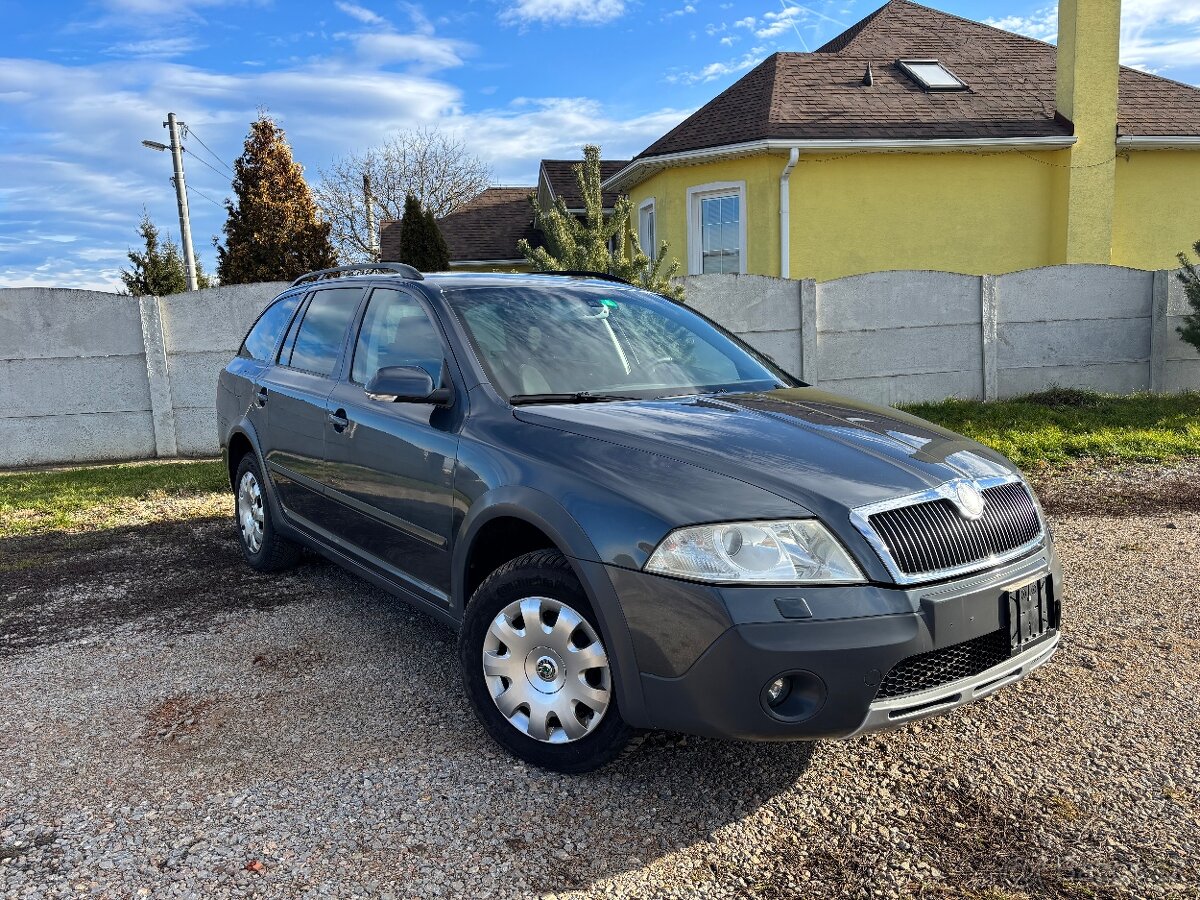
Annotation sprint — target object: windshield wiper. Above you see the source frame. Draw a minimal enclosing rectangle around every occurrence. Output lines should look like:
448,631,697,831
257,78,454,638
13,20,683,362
509,391,642,406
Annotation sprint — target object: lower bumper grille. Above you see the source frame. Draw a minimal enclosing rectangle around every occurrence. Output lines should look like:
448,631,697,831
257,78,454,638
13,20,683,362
877,629,1013,700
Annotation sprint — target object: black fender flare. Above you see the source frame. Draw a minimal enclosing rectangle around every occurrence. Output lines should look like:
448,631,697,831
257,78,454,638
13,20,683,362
453,485,649,726
225,419,294,539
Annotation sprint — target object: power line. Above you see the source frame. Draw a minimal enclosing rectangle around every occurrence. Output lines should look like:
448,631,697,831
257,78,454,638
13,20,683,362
181,124,234,175
182,146,233,181
186,182,225,209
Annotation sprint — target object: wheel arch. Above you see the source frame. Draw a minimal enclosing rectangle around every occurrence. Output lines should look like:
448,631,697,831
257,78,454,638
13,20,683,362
453,486,649,726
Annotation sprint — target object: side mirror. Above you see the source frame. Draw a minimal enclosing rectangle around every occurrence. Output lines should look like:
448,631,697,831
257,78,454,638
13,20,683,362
364,365,453,405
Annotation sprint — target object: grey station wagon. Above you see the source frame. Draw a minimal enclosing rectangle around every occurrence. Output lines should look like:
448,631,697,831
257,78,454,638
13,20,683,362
217,264,1062,772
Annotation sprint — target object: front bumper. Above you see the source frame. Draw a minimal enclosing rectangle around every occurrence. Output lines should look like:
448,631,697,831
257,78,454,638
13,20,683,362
596,543,1062,741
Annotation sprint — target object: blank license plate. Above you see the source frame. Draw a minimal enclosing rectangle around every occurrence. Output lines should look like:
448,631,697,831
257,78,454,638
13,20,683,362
1006,576,1053,651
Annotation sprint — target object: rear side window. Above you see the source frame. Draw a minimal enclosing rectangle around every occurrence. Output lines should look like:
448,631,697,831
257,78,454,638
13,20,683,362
238,294,301,361
280,287,362,377
351,288,444,384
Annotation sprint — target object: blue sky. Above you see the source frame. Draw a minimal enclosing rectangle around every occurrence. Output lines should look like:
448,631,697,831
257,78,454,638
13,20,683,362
1,0,1198,290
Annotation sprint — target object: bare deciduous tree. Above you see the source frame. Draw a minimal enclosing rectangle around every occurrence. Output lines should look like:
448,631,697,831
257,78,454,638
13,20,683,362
315,127,492,262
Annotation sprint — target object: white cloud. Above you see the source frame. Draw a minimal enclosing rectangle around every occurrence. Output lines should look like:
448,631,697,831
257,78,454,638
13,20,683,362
988,0,1200,79
105,36,200,58
347,32,468,69
720,35,736,46
755,6,805,39
335,1,386,26
985,6,1057,41
501,0,625,26
733,16,756,28
666,48,768,85
665,3,697,18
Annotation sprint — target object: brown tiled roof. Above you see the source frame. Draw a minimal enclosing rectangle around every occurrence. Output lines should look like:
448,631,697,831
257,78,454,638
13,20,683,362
380,187,537,264
540,159,631,208
635,0,1200,160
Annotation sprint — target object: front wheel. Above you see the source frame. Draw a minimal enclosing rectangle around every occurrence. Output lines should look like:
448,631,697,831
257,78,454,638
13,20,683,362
458,549,636,773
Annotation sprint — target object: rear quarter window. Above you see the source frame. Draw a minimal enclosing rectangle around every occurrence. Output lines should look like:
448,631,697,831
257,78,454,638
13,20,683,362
238,294,301,362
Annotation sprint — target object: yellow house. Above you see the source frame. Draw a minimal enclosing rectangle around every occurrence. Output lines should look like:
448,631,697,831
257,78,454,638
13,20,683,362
604,0,1200,282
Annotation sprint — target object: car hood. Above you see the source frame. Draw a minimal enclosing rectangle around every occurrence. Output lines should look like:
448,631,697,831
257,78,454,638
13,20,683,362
514,387,1019,515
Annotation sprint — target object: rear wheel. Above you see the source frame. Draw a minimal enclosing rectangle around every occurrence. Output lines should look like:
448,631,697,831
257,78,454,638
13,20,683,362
459,549,636,772
234,453,300,572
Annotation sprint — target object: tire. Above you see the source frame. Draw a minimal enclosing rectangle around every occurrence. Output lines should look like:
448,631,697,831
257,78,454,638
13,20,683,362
233,453,301,572
458,549,636,773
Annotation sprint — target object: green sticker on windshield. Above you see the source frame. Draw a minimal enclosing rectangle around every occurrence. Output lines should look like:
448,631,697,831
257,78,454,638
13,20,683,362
599,298,619,308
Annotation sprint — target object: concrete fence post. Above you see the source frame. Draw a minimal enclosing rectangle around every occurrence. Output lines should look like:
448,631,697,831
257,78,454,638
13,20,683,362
137,294,179,458
980,274,998,401
1150,269,1170,393
799,278,818,384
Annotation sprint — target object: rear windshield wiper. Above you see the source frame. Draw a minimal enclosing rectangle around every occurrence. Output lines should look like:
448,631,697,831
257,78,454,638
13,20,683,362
509,391,642,406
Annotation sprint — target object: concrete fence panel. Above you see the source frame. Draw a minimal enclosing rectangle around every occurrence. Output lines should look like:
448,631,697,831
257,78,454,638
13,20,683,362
994,266,1155,397
159,283,289,456
679,274,802,375
813,270,984,407
1165,274,1200,394
0,288,155,467
0,266,1197,469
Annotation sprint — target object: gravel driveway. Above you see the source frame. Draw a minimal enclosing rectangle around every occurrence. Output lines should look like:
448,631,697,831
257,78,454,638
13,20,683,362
1,465,1198,899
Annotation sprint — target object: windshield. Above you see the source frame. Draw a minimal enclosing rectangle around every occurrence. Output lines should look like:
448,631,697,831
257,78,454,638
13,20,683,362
443,283,795,402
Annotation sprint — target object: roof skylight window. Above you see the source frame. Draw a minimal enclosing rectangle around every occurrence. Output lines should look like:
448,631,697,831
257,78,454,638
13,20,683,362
898,59,968,91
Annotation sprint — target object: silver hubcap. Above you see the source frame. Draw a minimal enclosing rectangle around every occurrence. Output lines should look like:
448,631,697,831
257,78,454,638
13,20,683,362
483,596,611,744
237,470,265,554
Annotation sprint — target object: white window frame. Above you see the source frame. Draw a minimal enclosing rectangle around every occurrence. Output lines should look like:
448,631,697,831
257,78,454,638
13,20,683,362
686,181,747,276
637,197,657,255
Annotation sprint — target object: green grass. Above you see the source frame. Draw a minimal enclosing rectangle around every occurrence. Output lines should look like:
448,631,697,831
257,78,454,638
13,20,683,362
903,389,1200,469
0,459,227,538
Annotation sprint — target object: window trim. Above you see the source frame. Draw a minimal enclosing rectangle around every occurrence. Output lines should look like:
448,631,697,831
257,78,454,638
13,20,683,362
897,58,968,92
686,181,747,276
637,197,657,255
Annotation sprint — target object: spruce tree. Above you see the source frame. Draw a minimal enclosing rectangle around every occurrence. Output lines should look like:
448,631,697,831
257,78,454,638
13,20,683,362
518,145,683,300
121,212,209,296
396,193,450,271
216,113,337,284
1177,240,1200,352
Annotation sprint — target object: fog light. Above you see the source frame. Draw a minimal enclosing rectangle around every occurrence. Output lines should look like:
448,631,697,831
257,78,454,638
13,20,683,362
765,676,790,707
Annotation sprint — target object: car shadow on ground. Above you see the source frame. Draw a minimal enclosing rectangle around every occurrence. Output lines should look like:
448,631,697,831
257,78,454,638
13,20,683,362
2,514,821,893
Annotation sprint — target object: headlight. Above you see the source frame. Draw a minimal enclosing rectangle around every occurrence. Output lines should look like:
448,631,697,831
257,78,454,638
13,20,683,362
644,520,865,584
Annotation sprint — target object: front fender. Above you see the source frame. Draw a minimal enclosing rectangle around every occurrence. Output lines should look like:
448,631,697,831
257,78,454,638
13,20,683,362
452,486,649,727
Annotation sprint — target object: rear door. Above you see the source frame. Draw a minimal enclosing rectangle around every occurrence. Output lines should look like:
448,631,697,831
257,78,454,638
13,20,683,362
259,285,364,525
322,285,462,605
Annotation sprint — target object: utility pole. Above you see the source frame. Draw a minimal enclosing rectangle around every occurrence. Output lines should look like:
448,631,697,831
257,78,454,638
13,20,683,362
165,113,199,291
363,172,379,260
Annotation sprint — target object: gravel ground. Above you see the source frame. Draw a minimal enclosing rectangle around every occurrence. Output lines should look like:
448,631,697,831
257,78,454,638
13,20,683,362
1,466,1198,899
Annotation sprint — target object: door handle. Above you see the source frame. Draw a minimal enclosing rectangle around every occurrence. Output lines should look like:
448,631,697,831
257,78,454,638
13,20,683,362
255,387,268,407
328,409,349,432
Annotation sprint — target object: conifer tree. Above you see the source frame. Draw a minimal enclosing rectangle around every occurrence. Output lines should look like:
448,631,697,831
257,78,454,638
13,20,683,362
216,113,336,284
1177,240,1200,352
396,193,450,271
120,212,209,296
518,145,683,301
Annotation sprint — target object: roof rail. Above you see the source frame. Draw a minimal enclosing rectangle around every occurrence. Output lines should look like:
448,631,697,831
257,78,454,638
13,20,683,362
290,263,424,287
528,270,632,286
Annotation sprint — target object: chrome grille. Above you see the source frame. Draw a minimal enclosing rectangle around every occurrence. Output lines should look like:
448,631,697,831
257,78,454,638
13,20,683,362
877,629,1012,700
862,480,1042,579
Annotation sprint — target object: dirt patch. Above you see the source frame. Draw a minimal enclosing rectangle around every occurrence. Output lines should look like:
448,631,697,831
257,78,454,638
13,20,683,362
1029,458,1200,517
0,515,322,658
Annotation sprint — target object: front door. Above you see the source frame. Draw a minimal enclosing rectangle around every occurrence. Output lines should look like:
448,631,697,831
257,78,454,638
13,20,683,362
322,286,461,606
260,286,364,526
